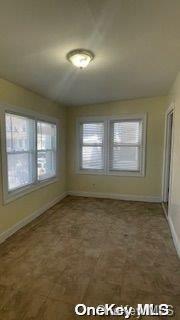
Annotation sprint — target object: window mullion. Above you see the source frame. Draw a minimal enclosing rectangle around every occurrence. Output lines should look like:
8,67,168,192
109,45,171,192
108,119,114,173
104,119,108,174
34,118,38,184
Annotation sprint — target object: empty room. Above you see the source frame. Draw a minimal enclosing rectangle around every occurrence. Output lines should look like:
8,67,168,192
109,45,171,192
0,0,180,319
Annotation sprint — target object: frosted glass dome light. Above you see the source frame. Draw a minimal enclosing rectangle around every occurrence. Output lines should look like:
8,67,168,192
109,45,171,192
67,49,94,69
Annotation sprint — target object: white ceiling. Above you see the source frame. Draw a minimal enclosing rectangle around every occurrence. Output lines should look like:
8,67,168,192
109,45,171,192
0,0,180,106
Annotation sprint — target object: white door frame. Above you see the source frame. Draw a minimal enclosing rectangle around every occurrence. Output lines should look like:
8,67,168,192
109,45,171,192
162,104,174,208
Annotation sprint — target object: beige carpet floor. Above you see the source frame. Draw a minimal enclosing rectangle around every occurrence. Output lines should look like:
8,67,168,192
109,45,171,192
0,196,180,319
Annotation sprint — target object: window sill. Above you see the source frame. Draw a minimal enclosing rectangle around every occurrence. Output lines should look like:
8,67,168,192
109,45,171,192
3,176,59,205
107,170,145,177
76,170,145,177
76,170,105,175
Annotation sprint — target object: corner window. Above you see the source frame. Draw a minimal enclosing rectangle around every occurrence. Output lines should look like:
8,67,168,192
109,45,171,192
2,108,58,203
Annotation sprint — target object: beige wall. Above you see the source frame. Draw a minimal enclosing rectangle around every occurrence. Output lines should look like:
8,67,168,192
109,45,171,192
168,72,180,255
67,96,167,200
0,79,66,235
0,79,169,242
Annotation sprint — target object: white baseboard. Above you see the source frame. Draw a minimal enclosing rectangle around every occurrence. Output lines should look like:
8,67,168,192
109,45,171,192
0,192,67,245
2,190,178,258
162,202,168,218
167,216,180,259
68,190,161,203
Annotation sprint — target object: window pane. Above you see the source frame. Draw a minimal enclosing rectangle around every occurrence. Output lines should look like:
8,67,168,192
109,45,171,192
37,151,56,180
6,113,34,152
81,123,104,144
81,146,103,170
8,153,34,191
111,146,140,171
37,121,56,150
113,121,141,144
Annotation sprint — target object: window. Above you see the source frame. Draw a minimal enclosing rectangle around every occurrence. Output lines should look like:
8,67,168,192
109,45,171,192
2,108,58,202
37,121,57,181
77,115,146,176
109,120,143,172
6,113,35,191
79,122,105,171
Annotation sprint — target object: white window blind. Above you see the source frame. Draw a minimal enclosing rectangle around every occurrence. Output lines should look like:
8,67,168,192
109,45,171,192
5,112,57,198
5,113,35,191
37,121,57,181
79,122,104,170
109,120,143,172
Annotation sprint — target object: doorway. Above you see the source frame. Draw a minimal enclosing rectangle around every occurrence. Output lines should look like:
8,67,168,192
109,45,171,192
163,108,174,216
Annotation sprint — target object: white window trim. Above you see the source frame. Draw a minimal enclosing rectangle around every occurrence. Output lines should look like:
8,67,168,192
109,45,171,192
76,117,107,175
76,114,147,177
37,119,57,182
0,103,60,204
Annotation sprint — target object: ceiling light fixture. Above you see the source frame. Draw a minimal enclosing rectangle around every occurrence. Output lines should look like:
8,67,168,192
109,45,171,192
67,49,94,69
